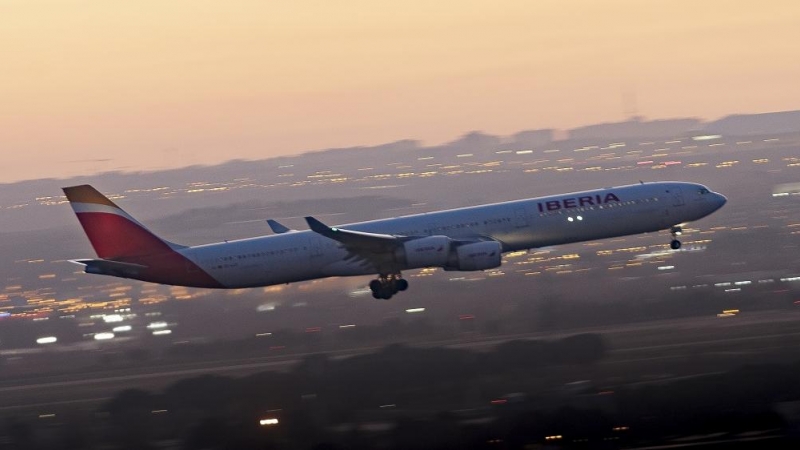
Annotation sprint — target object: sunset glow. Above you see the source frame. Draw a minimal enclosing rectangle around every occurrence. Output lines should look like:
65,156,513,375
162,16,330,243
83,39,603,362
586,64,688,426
2,0,799,181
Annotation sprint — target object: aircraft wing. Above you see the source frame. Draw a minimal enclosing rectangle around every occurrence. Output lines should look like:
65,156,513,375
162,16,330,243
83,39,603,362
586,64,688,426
304,216,408,253
304,216,498,274
70,259,148,277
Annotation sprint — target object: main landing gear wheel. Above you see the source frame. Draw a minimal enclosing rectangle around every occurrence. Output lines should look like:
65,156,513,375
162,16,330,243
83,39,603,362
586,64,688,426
369,274,407,300
670,226,683,250
396,279,409,291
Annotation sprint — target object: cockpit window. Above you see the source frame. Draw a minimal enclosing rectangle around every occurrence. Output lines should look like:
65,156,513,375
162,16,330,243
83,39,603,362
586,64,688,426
699,188,710,195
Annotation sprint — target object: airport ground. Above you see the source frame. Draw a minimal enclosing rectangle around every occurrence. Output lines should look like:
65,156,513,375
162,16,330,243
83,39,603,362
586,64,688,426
2,308,800,448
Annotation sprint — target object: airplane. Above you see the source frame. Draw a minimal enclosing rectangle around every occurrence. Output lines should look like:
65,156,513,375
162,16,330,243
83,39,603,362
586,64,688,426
63,181,726,300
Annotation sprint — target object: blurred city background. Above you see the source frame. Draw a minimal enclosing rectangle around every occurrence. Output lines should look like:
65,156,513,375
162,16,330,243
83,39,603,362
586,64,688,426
3,111,800,448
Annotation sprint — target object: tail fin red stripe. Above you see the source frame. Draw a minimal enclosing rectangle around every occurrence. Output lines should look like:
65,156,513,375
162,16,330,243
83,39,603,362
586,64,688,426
74,211,175,260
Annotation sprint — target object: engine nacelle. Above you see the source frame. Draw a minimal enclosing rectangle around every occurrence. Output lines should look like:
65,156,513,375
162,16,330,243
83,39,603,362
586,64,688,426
398,235,452,269
448,241,503,271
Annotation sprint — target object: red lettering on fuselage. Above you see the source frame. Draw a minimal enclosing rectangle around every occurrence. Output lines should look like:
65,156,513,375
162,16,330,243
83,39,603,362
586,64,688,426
537,192,621,213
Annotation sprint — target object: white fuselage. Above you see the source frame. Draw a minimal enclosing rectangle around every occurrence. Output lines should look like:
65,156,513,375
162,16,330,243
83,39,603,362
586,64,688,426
179,182,726,288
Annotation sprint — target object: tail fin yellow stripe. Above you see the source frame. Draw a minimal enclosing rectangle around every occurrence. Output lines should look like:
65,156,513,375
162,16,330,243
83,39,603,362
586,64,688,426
63,185,120,208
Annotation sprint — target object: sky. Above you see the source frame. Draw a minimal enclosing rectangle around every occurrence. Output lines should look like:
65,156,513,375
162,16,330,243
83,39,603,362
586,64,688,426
2,0,799,182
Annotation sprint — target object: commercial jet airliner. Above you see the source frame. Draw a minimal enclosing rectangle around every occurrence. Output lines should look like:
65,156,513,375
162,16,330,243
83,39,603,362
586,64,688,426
63,181,726,299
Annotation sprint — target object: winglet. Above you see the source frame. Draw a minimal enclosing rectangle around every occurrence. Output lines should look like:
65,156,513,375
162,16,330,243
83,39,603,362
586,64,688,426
304,216,406,252
305,216,338,237
266,219,293,234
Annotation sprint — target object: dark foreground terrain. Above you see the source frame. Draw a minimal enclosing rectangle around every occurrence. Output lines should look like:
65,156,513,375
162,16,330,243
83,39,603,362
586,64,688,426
2,310,800,449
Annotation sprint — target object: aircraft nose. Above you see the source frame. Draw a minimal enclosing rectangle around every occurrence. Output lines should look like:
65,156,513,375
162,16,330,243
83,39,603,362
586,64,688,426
713,192,727,210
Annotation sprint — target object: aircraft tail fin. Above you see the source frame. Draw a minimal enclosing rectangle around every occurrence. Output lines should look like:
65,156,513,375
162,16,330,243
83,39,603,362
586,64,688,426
62,185,184,260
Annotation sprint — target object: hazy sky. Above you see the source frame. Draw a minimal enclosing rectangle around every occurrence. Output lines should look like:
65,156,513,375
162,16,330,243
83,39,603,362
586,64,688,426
2,0,799,182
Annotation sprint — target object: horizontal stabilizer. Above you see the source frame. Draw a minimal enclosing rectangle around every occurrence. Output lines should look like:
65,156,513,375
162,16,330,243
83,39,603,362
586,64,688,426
70,259,148,277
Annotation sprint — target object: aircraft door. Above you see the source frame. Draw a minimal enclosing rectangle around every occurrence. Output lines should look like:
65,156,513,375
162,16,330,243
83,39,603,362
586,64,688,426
662,186,685,227
671,187,685,206
514,207,528,228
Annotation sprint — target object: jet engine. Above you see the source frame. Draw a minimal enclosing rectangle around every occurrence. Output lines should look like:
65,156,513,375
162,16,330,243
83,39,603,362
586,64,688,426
397,235,452,268
447,241,503,271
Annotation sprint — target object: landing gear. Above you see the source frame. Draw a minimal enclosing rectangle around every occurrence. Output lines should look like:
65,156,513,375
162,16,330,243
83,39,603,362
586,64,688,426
396,279,409,291
369,274,407,300
670,226,683,250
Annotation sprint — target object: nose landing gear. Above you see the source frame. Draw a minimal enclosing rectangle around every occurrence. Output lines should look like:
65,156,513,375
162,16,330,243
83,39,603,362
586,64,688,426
369,274,408,300
670,226,683,250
